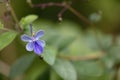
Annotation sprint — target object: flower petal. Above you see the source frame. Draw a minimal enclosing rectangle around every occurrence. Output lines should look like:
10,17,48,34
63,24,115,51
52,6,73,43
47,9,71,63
36,40,45,47
33,41,43,55
26,42,34,51
35,30,44,40
21,34,32,42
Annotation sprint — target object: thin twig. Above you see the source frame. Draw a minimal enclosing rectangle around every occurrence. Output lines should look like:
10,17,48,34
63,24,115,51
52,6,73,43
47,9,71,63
65,3,92,25
33,2,65,8
58,7,67,21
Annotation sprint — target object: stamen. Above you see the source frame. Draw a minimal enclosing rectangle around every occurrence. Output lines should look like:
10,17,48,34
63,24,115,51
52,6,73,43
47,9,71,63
32,32,35,36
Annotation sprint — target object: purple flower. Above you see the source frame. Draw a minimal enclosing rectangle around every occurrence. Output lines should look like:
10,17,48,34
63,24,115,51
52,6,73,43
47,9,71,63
21,25,45,55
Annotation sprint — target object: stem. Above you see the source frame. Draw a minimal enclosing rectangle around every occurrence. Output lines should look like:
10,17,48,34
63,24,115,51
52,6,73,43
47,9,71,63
30,24,33,36
5,0,22,32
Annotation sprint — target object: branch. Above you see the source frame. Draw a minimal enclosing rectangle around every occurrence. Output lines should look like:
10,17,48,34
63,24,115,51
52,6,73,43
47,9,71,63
65,3,92,25
27,0,92,24
27,1,69,21
113,63,120,80
0,61,10,77
59,51,104,61
27,1,106,52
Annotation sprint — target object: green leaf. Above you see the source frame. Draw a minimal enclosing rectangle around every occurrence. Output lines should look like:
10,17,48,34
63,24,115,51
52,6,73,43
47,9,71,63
52,59,77,80
0,31,17,51
20,15,38,28
42,46,57,65
78,72,114,80
36,68,50,80
101,56,115,69
59,29,111,60
9,54,36,78
57,21,81,36
0,74,3,80
108,46,120,63
50,70,62,80
61,37,103,59
96,31,112,50
54,36,76,51
0,21,4,29
24,58,48,80
74,61,104,77
83,30,112,51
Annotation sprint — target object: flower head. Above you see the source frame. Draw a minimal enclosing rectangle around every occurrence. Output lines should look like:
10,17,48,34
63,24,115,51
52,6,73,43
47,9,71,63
21,25,45,55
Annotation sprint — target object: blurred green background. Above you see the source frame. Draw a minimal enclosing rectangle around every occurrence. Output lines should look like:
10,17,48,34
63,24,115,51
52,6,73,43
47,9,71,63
1,0,120,80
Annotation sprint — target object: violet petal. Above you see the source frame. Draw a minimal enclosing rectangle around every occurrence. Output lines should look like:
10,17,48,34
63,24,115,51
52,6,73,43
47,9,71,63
26,42,34,51
35,30,44,40
36,40,45,47
33,41,43,55
21,34,32,42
